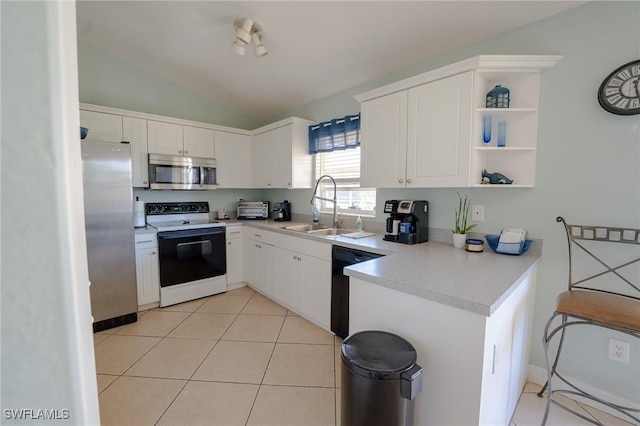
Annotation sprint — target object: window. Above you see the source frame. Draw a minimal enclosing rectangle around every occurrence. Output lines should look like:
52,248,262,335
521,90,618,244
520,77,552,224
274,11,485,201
314,147,376,216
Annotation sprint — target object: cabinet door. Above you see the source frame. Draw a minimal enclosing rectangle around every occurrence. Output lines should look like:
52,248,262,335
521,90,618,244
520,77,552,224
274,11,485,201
243,238,259,288
226,238,244,286
80,110,123,142
360,91,408,188
271,125,293,188
184,126,215,158
273,246,297,309
148,121,184,156
123,117,149,187
135,248,160,306
297,254,331,330
407,71,473,187
215,131,253,188
253,131,273,188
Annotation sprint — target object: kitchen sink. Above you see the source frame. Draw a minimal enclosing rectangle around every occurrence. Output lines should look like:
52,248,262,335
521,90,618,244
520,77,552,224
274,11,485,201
306,228,356,236
281,224,329,232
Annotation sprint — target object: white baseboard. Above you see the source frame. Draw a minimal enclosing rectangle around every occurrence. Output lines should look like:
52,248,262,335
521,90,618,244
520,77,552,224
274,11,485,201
528,364,640,423
227,282,248,291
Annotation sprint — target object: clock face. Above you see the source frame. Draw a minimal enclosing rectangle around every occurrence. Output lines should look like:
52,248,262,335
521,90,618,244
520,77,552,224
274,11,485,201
598,59,640,115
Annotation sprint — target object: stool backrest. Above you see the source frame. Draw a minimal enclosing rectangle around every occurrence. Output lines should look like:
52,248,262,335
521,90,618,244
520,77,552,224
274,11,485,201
557,216,640,300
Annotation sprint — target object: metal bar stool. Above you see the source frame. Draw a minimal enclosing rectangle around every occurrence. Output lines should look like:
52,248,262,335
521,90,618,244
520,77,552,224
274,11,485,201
538,217,640,425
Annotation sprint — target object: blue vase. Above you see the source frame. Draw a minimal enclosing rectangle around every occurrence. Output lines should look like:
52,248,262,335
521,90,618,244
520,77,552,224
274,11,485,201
483,115,492,143
497,121,506,147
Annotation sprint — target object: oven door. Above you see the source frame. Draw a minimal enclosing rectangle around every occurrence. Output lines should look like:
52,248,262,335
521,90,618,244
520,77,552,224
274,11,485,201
157,227,226,287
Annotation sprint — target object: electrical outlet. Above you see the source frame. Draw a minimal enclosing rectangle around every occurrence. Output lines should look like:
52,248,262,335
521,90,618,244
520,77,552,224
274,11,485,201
471,205,484,222
608,338,630,364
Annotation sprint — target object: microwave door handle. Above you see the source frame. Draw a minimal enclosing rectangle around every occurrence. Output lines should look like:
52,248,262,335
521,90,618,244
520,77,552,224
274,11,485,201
200,166,204,187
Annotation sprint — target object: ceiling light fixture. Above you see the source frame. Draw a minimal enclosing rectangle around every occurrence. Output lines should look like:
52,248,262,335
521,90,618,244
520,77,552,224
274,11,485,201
232,17,267,58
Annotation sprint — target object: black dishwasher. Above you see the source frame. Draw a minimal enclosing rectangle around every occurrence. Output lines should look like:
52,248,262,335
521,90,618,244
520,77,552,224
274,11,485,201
331,246,384,339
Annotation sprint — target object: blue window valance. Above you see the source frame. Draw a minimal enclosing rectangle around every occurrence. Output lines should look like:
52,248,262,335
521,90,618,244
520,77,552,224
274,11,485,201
308,113,360,154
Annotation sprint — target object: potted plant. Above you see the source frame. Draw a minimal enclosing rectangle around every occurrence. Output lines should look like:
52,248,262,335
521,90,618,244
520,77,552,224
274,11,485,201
453,191,475,248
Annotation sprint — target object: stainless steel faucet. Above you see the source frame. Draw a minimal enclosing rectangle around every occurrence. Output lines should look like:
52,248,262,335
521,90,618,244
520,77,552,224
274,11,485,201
310,174,340,228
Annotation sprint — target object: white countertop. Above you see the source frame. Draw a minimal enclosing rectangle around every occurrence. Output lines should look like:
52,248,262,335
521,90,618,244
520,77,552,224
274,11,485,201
239,220,541,317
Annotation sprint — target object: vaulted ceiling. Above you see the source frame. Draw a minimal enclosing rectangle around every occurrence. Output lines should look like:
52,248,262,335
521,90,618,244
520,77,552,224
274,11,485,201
76,1,585,121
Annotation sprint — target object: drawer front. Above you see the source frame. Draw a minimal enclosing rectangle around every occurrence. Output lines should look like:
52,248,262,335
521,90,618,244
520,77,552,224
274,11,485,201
245,228,278,246
226,226,243,240
135,233,158,249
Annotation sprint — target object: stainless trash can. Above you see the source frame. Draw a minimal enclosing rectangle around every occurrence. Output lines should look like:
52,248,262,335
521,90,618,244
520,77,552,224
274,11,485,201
341,330,423,426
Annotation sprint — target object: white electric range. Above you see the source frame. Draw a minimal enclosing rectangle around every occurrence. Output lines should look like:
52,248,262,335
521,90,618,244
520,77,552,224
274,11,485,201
146,202,227,307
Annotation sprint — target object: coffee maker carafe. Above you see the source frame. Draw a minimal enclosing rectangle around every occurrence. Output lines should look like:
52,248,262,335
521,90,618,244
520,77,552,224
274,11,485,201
273,200,291,222
383,200,428,244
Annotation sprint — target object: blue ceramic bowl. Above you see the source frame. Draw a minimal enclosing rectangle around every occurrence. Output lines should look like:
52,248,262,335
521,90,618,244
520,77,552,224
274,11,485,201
485,235,532,255
80,127,88,139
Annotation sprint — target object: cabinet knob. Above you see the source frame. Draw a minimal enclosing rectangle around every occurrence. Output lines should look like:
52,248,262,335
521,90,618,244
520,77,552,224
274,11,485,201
268,183,271,186
407,179,412,184
228,242,231,245
143,181,148,184
151,251,156,255
399,179,403,183
184,150,189,154
178,150,183,154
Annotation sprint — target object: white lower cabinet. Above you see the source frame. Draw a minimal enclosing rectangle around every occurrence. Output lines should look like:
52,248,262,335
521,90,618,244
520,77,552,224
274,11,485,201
226,227,244,287
273,246,298,308
242,229,332,331
296,253,331,330
243,236,275,297
134,233,159,307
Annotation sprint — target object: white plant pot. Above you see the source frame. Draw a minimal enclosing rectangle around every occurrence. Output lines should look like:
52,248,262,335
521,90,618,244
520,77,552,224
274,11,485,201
452,233,466,249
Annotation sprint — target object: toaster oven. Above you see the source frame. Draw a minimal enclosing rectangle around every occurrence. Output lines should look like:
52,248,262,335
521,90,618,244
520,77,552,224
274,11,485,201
237,201,270,220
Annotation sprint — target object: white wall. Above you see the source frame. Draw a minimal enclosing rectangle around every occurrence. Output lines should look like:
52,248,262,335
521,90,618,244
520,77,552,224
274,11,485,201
1,1,99,424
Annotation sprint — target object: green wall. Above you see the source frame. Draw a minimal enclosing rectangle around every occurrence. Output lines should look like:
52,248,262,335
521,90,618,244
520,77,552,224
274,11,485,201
267,1,640,404
78,42,260,130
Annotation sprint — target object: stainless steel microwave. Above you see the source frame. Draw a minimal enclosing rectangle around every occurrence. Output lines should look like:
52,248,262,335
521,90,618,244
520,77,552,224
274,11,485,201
148,154,217,190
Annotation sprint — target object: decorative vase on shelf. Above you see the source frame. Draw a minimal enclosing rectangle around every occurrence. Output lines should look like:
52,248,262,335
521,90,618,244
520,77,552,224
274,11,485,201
452,232,467,249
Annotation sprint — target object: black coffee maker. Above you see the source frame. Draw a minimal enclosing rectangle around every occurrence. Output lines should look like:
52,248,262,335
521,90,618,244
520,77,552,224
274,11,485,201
273,200,291,222
383,200,428,244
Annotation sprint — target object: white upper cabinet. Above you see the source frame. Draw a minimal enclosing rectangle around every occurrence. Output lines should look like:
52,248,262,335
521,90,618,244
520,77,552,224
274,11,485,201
252,117,314,189
80,110,123,143
184,126,215,158
407,71,473,187
356,55,562,188
148,121,215,158
215,131,253,188
147,121,184,156
122,117,149,187
360,72,472,188
360,91,408,188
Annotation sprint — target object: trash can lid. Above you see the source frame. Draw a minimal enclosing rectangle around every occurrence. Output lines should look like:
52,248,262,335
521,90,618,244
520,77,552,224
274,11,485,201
342,330,417,380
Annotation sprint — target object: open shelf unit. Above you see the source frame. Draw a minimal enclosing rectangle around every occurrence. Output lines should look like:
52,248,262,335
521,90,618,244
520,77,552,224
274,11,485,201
470,56,562,187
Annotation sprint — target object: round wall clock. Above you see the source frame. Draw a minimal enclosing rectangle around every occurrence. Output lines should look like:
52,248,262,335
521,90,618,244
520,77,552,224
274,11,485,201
597,59,640,115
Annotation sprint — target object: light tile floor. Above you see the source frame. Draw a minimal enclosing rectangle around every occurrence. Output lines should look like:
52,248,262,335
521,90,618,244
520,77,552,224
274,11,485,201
95,287,635,426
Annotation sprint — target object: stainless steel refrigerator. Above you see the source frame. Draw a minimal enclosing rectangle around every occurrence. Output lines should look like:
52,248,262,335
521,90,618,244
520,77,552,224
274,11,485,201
81,138,138,332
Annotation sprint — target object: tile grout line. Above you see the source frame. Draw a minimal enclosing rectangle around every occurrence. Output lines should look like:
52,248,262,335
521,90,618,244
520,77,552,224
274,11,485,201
153,291,256,426
243,291,288,426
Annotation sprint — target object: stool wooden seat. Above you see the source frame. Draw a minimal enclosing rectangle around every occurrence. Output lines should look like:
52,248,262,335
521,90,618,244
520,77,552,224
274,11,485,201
556,290,640,332
539,217,640,425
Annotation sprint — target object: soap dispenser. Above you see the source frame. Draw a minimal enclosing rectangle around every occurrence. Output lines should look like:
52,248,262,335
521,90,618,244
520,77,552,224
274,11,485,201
312,204,319,224
355,215,363,231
